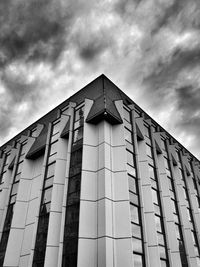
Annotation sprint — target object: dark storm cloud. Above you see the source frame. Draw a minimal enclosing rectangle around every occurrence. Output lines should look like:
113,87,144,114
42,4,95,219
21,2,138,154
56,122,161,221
0,70,39,137
176,85,200,121
144,48,200,92
0,0,87,141
0,0,70,66
175,85,200,153
79,39,108,62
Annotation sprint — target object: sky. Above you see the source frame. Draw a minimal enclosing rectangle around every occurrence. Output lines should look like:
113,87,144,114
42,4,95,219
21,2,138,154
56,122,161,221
0,0,200,159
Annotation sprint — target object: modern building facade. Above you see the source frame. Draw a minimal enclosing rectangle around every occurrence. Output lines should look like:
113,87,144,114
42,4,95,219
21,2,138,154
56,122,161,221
0,74,200,267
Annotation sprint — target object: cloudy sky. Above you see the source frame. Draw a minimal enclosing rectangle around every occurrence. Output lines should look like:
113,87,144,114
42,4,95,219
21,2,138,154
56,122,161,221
0,0,200,158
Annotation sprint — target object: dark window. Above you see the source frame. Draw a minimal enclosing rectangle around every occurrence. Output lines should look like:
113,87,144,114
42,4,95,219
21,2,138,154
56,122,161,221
62,106,84,267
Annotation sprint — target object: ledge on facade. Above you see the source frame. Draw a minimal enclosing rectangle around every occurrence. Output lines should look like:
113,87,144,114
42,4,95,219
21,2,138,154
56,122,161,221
60,118,70,139
26,127,48,159
86,95,123,125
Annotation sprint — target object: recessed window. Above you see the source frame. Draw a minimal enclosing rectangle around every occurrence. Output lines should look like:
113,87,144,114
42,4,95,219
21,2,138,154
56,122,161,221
124,108,131,123
132,238,143,253
129,175,137,194
130,204,139,224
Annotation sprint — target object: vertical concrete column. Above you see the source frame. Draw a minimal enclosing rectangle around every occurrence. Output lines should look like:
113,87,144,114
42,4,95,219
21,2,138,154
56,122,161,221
112,100,132,267
169,147,195,267
44,112,71,267
155,135,182,266
18,126,45,267
78,99,132,267
57,102,76,267
191,161,200,237
179,154,200,266
185,160,200,251
28,124,52,267
77,99,98,267
19,156,44,267
131,108,149,267
4,137,36,267
136,118,161,267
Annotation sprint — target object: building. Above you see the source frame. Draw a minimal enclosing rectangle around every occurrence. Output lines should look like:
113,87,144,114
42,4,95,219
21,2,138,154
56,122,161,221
0,74,200,267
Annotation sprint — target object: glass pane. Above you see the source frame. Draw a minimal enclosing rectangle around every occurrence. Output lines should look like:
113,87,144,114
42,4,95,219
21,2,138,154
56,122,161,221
151,179,157,189
179,240,187,266
73,127,83,143
168,178,173,191
155,216,162,232
52,120,60,135
16,161,23,174
18,154,25,163
65,204,80,223
146,144,153,158
148,165,156,180
68,175,81,193
4,204,14,229
31,127,37,137
44,176,54,189
126,140,134,152
1,172,7,183
127,164,136,177
129,176,137,194
171,200,177,214
175,224,181,240
133,253,143,267
132,223,141,238
11,182,19,196
144,125,150,138
49,141,58,156
132,238,142,253
159,245,166,258
124,108,131,122
69,150,82,176
130,204,139,224
166,169,171,177
152,189,159,205
75,107,84,122
154,204,161,216
42,187,52,204
14,173,21,182
127,150,134,167
70,150,82,167
40,202,51,214
174,214,179,224
67,191,80,205
46,162,55,178
48,153,57,164
51,132,59,143
74,119,84,129
129,192,138,205
170,189,175,199
158,232,164,246
10,194,17,204
124,119,132,131
124,127,132,143
20,144,27,156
